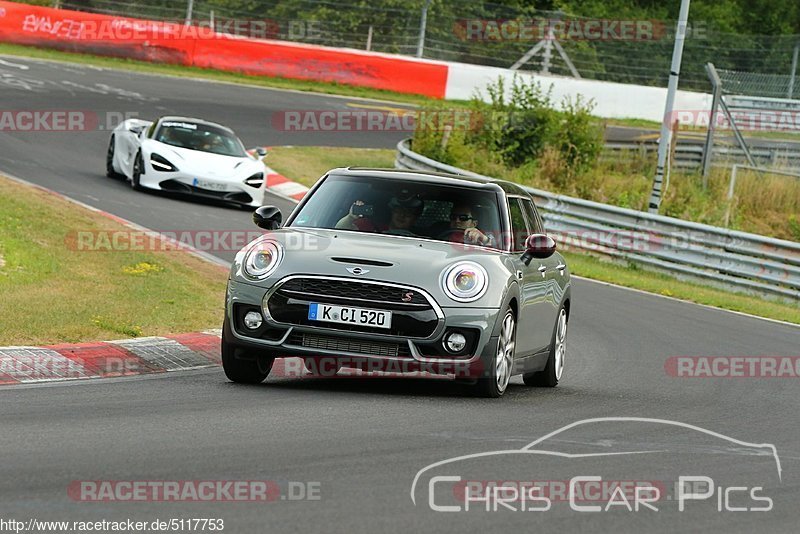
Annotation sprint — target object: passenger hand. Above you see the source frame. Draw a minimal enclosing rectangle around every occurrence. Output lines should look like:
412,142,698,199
349,200,365,218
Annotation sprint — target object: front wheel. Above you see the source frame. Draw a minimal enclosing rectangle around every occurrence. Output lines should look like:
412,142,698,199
523,306,567,387
131,151,144,191
106,136,124,179
222,331,274,384
473,309,515,398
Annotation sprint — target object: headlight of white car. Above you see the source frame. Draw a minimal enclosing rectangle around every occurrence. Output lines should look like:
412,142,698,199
244,172,264,188
441,261,488,302
243,240,283,280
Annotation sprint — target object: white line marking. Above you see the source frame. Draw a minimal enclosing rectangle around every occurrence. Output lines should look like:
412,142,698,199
0,58,30,70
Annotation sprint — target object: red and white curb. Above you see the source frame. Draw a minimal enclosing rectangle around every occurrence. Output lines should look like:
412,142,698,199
265,164,307,203
0,330,223,385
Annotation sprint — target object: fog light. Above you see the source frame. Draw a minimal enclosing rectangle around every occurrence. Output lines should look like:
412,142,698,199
243,311,263,330
444,332,467,353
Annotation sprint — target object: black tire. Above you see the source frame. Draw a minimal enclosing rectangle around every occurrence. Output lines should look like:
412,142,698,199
221,329,274,384
523,305,568,387
131,150,143,191
105,136,124,179
473,308,516,398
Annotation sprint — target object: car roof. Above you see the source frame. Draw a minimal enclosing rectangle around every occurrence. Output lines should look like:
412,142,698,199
329,167,529,196
156,116,235,134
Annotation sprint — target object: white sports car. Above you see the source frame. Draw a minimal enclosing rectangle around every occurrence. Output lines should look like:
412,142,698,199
106,116,267,207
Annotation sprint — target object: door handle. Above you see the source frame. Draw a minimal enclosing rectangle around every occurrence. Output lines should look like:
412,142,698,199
556,263,566,271
537,264,547,277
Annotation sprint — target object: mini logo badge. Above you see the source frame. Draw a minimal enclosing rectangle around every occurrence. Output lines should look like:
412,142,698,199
347,267,369,275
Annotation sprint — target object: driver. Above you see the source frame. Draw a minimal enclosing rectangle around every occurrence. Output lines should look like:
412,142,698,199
158,128,177,145
440,202,493,246
336,193,423,235
202,135,225,153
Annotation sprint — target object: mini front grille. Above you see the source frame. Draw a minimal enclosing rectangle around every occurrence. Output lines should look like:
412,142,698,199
270,277,440,338
278,278,429,306
288,333,410,358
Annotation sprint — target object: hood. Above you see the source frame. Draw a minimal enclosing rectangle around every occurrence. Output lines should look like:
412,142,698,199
231,228,516,308
145,140,261,179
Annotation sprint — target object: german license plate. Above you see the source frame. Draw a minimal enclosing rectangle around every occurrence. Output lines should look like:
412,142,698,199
308,303,392,329
193,178,229,192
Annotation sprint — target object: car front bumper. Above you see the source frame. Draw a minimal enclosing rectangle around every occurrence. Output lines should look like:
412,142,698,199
225,278,502,378
139,172,265,207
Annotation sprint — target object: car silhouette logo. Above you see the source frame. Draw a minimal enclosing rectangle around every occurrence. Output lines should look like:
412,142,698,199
347,267,369,275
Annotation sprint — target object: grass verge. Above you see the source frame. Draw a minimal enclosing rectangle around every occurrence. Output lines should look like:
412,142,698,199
265,145,799,324
0,175,227,345
0,42,438,107
266,146,396,187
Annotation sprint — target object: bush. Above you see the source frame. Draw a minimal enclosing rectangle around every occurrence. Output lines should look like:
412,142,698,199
412,75,603,182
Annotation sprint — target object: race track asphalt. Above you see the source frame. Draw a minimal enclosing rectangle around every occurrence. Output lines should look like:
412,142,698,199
1,55,798,533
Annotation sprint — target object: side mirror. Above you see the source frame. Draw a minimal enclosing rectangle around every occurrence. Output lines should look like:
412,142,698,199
255,147,267,157
521,234,556,265
253,205,282,230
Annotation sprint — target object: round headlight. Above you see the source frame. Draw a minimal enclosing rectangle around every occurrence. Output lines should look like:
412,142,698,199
441,261,488,302
243,240,283,280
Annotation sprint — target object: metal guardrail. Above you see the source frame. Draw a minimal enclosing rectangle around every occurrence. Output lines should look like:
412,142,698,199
603,141,800,170
396,139,800,301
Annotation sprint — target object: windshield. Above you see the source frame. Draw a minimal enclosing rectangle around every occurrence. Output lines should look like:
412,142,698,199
290,174,503,248
154,120,246,157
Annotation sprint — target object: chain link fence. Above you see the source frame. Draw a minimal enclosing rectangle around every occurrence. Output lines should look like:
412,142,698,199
43,0,800,92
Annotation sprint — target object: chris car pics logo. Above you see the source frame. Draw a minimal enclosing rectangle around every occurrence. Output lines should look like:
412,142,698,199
411,417,781,513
